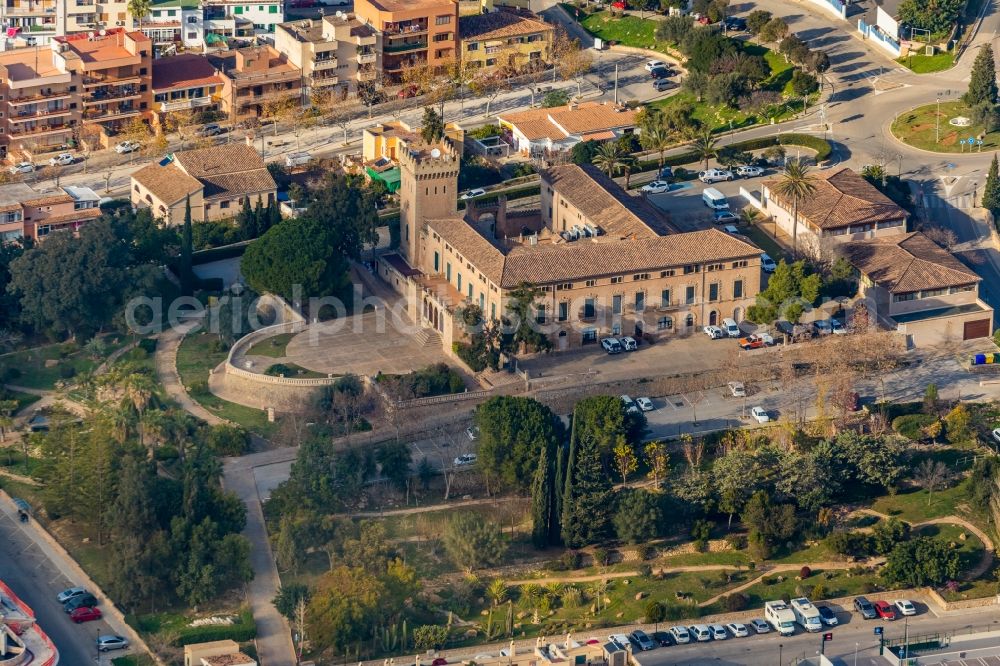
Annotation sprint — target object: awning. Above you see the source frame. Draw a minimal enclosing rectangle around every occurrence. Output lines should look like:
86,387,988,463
366,165,401,192
579,130,615,141
205,32,227,45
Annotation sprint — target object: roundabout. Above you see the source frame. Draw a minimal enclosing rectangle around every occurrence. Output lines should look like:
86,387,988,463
890,100,997,153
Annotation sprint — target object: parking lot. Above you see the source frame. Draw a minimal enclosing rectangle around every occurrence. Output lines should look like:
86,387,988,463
645,169,774,233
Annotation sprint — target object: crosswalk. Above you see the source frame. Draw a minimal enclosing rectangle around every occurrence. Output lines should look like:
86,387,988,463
921,192,980,209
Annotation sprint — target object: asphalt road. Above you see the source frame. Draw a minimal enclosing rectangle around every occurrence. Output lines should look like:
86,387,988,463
632,605,1000,666
0,506,130,666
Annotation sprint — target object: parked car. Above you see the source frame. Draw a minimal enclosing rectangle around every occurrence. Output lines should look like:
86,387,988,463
726,622,749,638
688,625,711,642
736,165,764,177
397,84,420,99
713,210,739,224
894,599,917,616
57,587,89,604
703,325,725,339
620,395,639,415
699,168,734,183
649,65,671,79
114,140,141,154
608,634,631,651
96,635,130,652
723,224,740,235
465,425,479,441
8,161,34,174
830,318,847,335
739,333,774,350
751,406,770,423
750,618,771,634
49,152,75,166
776,319,814,341
64,593,98,613
818,605,839,626
641,180,670,194
761,253,777,273
993,427,1000,444
727,381,746,397
874,600,897,620
724,16,747,30
629,630,656,651
644,60,666,71
636,397,654,412
70,606,102,623
653,78,676,92
453,453,477,466
659,166,673,181
854,596,878,620
460,188,486,200
650,631,674,647
601,337,623,354
708,624,728,640
195,123,223,137
621,336,638,351
669,626,691,644
813,319,835,335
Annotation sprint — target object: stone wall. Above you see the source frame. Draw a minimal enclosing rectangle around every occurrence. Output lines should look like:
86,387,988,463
209,363,325,412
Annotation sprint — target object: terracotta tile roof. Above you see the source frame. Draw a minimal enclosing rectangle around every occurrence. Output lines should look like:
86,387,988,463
23,193,73,207
175,143,276,200
842,232,979,294
459,11,553,41
132,160,203,206
763,167,906,231
427,220,759,288
32,208,102,226
542,163,675,237
498,102,639,141
153,53,224,91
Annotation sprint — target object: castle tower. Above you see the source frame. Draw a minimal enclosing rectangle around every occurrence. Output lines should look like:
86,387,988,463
397,132,461,269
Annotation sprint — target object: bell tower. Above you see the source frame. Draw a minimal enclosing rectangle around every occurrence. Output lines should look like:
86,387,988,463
397,132,461,270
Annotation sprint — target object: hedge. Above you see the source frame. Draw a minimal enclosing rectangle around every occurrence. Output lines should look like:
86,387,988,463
778,133,832,161
173,609,257,646
191,241,252,266
458,184,541,210
891,413,938,440
632,135,832,174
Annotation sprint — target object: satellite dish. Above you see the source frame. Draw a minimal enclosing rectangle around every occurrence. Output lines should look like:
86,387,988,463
430,148,441,158
99,28,106,35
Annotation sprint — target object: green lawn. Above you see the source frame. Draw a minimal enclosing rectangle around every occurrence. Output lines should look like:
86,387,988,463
742,224,789,263
246,333,295,358
0,333,130,390
739,567,880,608
577,10,662,49
869,482,968,523
891,100,997,153
914,523,986,574
898,50,954,73
175,332,278,437
2,389,41,412
660,550,752,567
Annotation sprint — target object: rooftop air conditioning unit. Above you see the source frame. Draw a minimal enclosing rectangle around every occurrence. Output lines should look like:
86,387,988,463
584,223,600,237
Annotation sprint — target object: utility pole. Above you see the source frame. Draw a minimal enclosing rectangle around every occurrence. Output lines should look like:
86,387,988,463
614,63,619,105
936,92,943,144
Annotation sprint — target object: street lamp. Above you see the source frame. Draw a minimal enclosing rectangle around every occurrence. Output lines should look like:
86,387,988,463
936,92,943,144
854,642,859,666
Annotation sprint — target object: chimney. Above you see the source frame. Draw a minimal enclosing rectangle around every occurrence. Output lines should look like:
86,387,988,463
245,131,255,147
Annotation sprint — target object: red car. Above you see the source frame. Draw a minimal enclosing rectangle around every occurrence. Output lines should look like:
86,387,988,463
70,606,102,624
697,15,712,24
431,659,447,666
397,85,419,99
611,0,627,9
874,600,896,620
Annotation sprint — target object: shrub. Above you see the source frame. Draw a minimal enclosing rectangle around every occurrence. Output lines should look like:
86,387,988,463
197,277,225,293
205,424,250,456
799,565,812,579
724,592,748,612
208,338,228,354
592,547,613,566
173,609,256,646
811,584,827,600
778,133,832,161
58,363,76,379
265,363,294,377
726,533,747,550
825,531,871,557
138,338,158,354
892,413,937,440
638,563,653,577
561,550,583,570
861,581,878,593
1,367,21,382
640,544,657,560
188,380,209,396
127,347,148,361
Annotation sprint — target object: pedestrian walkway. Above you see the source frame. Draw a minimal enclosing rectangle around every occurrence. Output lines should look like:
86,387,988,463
153,319,226,426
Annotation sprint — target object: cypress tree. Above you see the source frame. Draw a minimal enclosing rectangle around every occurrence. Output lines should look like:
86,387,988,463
550,441,566,545
253,196,264,234
559,411,578,547
984,153,1000,216
180,195,193,296
530,444,553,549
561,434,614,548
965,44,998,106
268,197,281,230
237,196,255,240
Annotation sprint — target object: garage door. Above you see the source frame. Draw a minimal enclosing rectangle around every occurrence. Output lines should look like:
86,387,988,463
963,319,990,340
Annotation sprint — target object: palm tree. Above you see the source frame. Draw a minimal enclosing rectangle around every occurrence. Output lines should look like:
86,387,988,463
486,578,508,609
592,141,629,179
127,0,151,30
739,206,759,226
773,158,818,256
0,399,17,443
692,129,718,170
640,121,673,169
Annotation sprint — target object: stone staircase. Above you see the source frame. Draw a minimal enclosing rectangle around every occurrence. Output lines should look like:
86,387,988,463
412,327,442,348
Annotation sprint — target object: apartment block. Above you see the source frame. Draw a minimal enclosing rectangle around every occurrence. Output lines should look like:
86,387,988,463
0,46,78,160
353,0,458,82
152,53,223,117
274,13,376,99
0,0,131,49
142,0,203,53
459,11,552,74
207,45,300,119
202,0,282,43
53,29,153,139
0,182,101,242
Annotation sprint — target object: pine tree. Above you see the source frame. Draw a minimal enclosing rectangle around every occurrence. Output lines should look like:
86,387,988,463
550,441,566,546
965,44,998,106
530,444,553,549
984,153,1000,215
561,433,614,548
237,196,256,240
107,455,160,610
559,412,578,546
180,195,193,296
420,106,444,144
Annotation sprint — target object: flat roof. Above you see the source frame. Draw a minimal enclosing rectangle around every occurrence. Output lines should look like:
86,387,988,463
361,0,455,13
891,302,989,324
57,29,149,64
0,47,63,81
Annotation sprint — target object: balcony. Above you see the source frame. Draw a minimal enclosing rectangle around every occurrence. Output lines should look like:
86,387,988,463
357,51,376,65
310,73,338,87
83,105,139,121
83,86,140,105
235,87,300,106
9,91,72,105
655,300,683,312
9,107,71,121
9,122,72,137
83,75,141,88
159,97,212,112
383,57,424,72
355,68,377,81
312,57,337,70
384,22,427,36
384,39,427,54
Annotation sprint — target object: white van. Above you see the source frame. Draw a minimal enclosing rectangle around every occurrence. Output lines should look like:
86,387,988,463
790,597,823,633
702,187,729,210
722,317,740,338
285,152,312,168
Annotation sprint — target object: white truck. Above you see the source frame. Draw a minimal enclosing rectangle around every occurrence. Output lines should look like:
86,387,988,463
764,600,797,636
790,597,823,633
